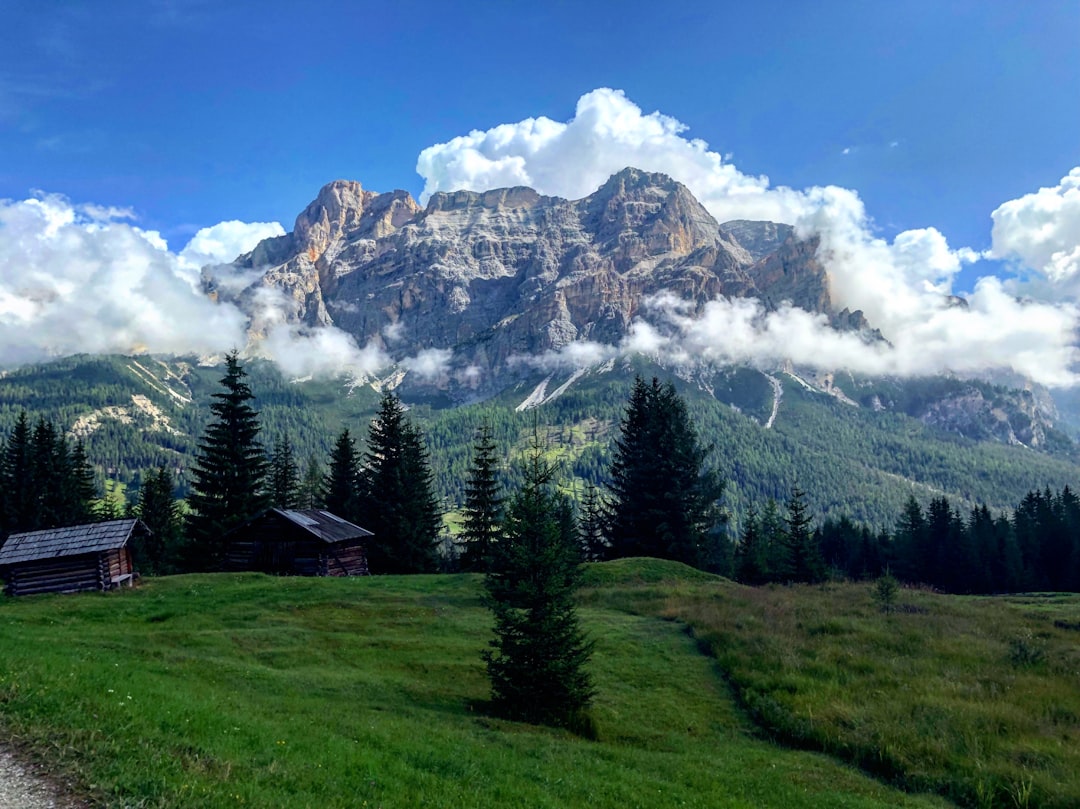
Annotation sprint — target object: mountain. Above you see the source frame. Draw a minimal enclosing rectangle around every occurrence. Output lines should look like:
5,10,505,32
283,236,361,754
0,169,1076,533
210,168,878,391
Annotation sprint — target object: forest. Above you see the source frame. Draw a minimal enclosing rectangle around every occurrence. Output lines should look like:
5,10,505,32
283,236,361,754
1,357,1079,597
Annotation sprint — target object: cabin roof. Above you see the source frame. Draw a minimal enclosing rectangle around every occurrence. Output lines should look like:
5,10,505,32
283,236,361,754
268,509,373,543
0,519,145,566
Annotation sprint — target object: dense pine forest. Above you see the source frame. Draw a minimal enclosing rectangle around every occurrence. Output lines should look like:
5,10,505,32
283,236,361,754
1,356,1079,596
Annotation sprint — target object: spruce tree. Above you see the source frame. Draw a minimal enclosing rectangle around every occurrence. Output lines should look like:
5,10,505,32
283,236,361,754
67,440,98,524
484,434,594,731
606,377,725,569
778,484,823,583
135,467,182,574
2,412,35,535
298,454,325,510
324,429,362,522
459,423,504,572
185,351,269,571
735,506,769,584
362,391,441,574
578,482,609,562
269,435,300,509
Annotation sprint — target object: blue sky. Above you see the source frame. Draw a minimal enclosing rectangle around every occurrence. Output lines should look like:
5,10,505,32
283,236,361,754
1,1,1079,384
2,1,1076,249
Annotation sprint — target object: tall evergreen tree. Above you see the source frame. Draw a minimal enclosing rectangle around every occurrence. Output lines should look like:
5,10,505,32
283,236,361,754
324,429,362,523
735,506,769,585
459,423,505,572
135,467,182,574
483,434,594,731
578,482,609,562
606,377,725,569
298,454,325,510
185,351,269,571
67,440,98,525
269,435,300,509
362,391,441,574
2,411,35,535
777,484,823,583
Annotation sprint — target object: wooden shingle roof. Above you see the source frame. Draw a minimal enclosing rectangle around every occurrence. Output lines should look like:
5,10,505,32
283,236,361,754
272,509,373,543
0,519,144,566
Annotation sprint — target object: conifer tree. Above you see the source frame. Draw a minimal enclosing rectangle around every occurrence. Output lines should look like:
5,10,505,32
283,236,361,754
578,482,609,562
735,506,770,584
269,435,300,509
459,423,504,572
606,377,724,569
778,484,823,583
324,429,362,522
67,440,98,524
135,467,182,574
362,391,441,573
484,434,594,731
298,454,325,510
2,411,35,535
185,351,269,571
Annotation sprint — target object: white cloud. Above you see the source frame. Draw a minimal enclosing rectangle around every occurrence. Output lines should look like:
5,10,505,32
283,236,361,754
0,192,385,379
990,168,1080,292
178,219,285,272
400,347,453,380
419,89,1080,387
0,193,249,363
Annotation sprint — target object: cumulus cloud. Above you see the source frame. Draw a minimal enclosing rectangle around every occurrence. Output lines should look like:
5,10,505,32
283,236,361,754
990,168,1080,292
419,89,1080,387
0,192,393,379
178,220,285,274
0,193,249,363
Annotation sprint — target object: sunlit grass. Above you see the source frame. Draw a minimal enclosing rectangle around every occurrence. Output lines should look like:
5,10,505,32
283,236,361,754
0,569,947,808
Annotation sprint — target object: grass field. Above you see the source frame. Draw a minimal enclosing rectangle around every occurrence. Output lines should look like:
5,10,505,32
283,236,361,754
0,565,956,808
3,562,1078,808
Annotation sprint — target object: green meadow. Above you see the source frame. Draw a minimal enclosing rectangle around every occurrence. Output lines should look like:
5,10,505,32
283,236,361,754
0,562,1075,807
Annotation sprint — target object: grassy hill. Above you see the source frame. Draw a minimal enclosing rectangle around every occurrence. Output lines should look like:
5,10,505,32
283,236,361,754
0,565,1078,807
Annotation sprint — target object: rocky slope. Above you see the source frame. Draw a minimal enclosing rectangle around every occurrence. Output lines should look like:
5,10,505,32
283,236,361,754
211,168,875,385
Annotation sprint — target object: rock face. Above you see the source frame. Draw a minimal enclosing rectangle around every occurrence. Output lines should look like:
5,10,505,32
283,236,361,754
212,168,874,388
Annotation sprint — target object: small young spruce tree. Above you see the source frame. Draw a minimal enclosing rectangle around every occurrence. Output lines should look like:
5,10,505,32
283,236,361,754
484,433,595,733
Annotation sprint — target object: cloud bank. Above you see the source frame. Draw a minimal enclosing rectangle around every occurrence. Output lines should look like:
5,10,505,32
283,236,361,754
0,193,392,378
418,88,1080,387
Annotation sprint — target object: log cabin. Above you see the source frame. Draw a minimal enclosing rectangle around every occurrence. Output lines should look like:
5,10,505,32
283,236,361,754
0,519,147,596
222,508,372,576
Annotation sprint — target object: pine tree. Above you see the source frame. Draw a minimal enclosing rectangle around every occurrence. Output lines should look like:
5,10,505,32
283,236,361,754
483,434,594,732
735,506,769,584
778,484,823,583
606,377,725,569
67,440,98,524
269,435,300,509
135,467,182,574
362,391,441,573
578,482,609,562
2,411,35,535
324,429,362,522
459,423,505,572
185,351,270,571
298,454,325,510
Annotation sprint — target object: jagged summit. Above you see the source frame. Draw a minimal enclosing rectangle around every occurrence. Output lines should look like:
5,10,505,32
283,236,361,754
208,168,870,391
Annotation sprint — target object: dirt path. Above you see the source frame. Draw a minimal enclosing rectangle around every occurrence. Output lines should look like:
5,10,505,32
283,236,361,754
0,747,83,809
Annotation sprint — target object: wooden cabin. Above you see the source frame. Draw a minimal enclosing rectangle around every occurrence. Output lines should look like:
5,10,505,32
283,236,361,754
0,519,147,596
222,509,372,576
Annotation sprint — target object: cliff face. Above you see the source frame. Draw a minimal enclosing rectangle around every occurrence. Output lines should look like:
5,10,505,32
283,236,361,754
211,168,867,383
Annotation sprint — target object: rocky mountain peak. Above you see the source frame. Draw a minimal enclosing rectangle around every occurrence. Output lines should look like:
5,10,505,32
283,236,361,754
294,181,419,263
583,167,727,269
